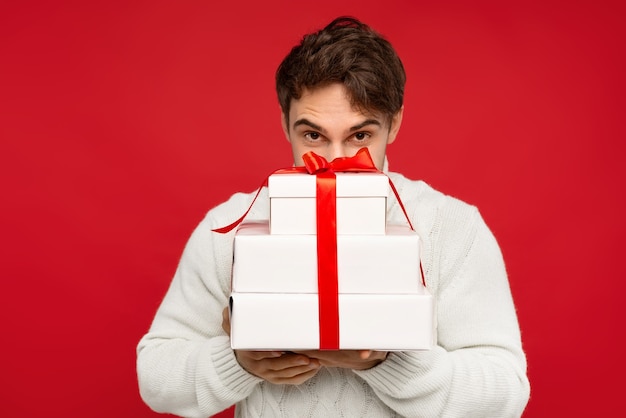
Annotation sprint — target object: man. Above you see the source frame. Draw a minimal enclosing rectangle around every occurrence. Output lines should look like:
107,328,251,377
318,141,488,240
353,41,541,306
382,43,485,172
137,16,530,417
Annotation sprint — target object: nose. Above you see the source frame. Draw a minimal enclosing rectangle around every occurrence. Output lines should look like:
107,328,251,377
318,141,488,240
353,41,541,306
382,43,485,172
327,142,349,162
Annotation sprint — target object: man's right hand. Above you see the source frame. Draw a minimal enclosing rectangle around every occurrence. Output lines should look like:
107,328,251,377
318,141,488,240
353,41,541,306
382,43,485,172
234,350,321,385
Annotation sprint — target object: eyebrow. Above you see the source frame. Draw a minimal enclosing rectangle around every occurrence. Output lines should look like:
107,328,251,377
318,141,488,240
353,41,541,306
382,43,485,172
293,118,325,132
350,119,382,131
293,118,382,133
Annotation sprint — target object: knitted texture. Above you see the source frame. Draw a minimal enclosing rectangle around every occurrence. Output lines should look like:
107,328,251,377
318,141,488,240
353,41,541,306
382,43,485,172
137,172,530,417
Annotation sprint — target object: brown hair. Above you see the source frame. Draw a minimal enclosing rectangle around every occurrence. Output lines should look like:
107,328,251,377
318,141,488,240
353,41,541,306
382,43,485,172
276,16,406,125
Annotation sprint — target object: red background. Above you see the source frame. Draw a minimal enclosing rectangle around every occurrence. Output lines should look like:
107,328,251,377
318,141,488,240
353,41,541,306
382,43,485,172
1,1,624,416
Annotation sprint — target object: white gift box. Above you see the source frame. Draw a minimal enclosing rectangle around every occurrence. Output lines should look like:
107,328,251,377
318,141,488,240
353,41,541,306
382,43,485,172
229,288,436,350
232,221,421,294
268,172,389,235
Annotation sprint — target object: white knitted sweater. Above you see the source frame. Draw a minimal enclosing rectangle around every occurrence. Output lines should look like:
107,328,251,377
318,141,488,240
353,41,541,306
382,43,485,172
137,171,530,417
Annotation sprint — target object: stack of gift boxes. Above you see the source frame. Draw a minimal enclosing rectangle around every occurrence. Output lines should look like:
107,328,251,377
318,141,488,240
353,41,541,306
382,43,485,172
229,171,436,350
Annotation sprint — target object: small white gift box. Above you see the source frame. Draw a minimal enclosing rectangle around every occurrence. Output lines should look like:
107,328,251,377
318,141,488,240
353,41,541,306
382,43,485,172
268,172,389,235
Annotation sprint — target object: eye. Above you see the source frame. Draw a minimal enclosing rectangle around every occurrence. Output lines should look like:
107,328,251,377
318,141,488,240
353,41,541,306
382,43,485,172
304,132,321,141
353,132,370,141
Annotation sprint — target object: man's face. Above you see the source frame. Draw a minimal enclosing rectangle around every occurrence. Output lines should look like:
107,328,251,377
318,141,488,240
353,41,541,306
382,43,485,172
282,83,403,171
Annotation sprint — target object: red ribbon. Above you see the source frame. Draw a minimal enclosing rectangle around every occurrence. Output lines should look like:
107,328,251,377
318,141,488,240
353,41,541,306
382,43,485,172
300,148,387,348
214,148,424,349
314,170,339,348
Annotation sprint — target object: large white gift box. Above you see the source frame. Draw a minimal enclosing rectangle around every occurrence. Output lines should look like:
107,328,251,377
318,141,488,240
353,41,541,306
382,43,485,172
268,172,389,235
232,221,422,294
229,221,436,350
229,289,435,350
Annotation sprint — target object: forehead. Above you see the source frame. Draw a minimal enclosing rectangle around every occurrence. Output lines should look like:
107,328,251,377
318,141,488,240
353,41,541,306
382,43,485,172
289,84,384,125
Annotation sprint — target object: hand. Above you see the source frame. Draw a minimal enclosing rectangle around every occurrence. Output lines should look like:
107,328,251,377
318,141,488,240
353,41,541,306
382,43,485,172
235,350,321,385
294,349,388,370
221,307,321,385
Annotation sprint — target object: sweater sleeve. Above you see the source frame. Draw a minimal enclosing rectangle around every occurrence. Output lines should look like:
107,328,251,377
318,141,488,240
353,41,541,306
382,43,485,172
354,198,530,417
136,193,264,417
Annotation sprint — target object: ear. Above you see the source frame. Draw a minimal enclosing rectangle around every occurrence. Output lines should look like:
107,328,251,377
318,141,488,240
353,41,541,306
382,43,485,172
281,112,290,141
386,106,404,145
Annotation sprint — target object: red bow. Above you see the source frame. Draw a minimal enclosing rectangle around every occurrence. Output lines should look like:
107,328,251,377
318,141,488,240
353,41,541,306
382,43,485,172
302,147,379,173
213,148,413,234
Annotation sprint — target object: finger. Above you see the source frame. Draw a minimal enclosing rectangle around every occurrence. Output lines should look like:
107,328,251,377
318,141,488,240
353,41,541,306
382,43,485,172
263,358,321,380
359,350,372,360
293,350,338,362
269,367,320,386
292,350,318,357
243,350,285,361
263,353,315,370
240,354,320,383
221,308,230,334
